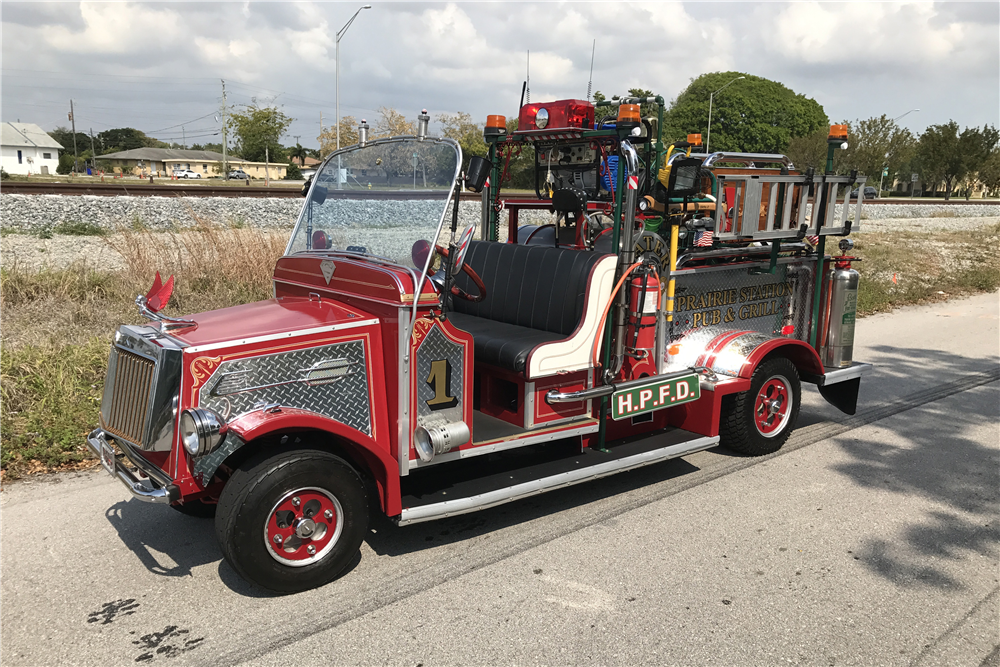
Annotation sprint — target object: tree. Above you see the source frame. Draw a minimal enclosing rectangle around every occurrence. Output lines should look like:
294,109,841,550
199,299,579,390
978,149,1000,198
288,142,308,166
838,116,917,191
227,101,293,163
317,116,358,157
437,111,487,170
957,125,999,199
663,72,828,154
284,162,303,180
373,107,415,139
97,128,156,154
47,127,88,153
190,142,224,153
916,122,964,199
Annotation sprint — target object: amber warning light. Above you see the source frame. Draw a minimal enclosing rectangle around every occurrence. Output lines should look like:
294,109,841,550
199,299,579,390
829,124,848,140
484,115,506,137
687,133,703,146
617,103,641,128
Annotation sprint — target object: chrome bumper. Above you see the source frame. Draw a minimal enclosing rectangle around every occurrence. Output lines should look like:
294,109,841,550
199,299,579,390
86,429,179,504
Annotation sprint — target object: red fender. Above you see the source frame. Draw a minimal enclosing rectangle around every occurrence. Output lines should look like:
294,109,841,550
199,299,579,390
229,408,401,516
740,338,824,379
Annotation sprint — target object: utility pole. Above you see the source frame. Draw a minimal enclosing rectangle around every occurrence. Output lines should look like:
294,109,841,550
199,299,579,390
69,100,79,174
265,146,270,187
89,129,96,171
182,125,186,149
221,79,229,178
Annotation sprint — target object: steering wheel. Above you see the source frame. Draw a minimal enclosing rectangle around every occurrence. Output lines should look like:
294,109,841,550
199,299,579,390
435,245,487,303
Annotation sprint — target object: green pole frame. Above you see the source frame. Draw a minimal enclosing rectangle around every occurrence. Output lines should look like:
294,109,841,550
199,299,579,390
597,140,628,451
810,139,839,349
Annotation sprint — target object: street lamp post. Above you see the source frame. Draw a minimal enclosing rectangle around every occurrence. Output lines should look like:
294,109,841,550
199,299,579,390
879,108,920,195
336,5,372,151
705,75,745,155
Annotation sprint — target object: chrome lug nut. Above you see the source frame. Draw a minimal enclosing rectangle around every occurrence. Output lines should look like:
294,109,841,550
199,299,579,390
306,545,316,555
273,534,283,544
291,496,301,507
324,509,333,520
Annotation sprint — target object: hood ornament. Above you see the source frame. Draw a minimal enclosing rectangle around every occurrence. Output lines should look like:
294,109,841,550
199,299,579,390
136,271,196,331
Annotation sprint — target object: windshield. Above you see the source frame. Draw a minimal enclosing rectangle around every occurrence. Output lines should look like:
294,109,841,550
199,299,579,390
286,137,461,276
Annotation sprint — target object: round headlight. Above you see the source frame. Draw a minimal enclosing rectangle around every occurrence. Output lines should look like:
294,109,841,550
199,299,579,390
180,408,226,457
181,411,201,456
535,108,549,130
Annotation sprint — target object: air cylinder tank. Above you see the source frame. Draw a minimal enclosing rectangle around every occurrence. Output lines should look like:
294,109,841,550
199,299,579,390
822,262,859,368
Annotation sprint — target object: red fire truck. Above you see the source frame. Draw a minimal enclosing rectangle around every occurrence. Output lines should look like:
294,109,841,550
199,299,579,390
87,101,870,593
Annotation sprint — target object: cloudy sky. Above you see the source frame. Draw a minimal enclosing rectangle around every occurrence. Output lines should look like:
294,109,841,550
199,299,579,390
2,2,997,151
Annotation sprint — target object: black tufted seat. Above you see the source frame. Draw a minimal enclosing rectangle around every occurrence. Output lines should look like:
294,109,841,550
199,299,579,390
449,241,611,377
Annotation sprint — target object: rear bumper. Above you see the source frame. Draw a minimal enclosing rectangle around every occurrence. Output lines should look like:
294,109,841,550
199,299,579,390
801,361,873,386
86,429,180,504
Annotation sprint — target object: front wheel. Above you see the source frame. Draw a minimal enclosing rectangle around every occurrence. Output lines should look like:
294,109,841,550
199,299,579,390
215,448,368,594
719,357,801,456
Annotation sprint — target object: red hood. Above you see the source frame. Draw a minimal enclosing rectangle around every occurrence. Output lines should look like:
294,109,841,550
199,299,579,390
163,296,373,348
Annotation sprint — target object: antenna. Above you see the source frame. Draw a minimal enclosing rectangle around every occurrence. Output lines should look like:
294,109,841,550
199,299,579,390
519,81,527,110
526,50,530,105
587,39,596,101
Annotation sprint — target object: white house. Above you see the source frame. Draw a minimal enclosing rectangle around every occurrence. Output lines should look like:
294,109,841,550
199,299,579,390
1,122,63,175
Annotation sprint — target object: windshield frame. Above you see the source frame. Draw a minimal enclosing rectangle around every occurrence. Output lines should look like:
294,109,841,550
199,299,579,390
284,134,463,328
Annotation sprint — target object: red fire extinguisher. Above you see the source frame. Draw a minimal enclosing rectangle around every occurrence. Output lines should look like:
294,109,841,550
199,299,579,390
623,267,660,381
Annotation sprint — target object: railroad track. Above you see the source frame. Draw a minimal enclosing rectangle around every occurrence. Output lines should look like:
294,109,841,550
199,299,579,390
0,180,992,204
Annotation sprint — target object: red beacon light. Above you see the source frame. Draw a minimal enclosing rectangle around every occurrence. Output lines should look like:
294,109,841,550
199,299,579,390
517,99,594,133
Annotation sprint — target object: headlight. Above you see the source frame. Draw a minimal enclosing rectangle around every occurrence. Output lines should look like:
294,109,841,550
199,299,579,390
535,108,549,130
180,408,226,457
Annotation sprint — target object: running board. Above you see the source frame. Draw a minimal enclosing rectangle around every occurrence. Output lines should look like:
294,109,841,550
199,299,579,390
398,430,719,525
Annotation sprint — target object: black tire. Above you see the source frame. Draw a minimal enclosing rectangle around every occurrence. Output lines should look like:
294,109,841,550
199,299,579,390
170,499,217,518
719,356,801,456
215,447,368,594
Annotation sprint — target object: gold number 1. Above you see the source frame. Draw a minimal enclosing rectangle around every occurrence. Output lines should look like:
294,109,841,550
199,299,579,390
426,359,458,410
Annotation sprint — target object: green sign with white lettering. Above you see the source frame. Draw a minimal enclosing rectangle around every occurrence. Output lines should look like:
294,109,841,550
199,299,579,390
610,373,701,420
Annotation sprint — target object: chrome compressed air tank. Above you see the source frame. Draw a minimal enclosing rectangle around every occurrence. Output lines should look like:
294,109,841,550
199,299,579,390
822,263,859,368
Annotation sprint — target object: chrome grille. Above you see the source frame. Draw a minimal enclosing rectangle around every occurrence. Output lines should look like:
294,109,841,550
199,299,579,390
103,348,156,446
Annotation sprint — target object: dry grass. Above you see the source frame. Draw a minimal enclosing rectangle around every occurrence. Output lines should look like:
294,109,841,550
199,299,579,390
854,222,1000,315
1,218,287,479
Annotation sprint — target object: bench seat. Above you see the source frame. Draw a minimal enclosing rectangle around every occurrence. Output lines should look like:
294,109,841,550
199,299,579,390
451,241,616,379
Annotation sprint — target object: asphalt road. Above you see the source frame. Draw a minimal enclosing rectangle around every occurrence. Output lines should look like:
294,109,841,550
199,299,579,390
2,291,997,667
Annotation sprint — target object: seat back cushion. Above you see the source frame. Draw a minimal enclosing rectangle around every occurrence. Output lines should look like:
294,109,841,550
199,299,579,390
453,241,607,336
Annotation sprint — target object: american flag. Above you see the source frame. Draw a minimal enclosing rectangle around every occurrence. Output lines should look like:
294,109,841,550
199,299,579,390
806,235,820,249
695,230,714,247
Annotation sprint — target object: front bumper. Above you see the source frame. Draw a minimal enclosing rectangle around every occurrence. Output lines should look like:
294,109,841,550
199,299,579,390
86,429,180,504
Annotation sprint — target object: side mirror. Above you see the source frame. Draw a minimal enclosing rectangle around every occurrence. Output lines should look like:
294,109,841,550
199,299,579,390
465,156,490,193
452,222,477,273
310,183,328,205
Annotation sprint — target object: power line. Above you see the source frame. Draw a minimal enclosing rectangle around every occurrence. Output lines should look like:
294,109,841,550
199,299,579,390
146,112,218,134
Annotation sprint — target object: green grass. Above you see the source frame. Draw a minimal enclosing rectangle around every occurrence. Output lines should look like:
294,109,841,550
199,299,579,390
1,337,109,477
53,220,107,236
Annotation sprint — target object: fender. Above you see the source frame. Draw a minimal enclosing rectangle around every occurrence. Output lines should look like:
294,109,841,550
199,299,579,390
194,407,401,516
740,338,824,379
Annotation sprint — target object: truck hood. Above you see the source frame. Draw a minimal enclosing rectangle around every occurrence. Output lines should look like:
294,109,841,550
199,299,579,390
163,296,373,349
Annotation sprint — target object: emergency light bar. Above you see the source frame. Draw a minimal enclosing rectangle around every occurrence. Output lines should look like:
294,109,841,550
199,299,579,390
517,99,595,133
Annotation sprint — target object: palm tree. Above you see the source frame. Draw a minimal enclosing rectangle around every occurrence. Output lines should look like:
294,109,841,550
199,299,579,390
289,142,308,166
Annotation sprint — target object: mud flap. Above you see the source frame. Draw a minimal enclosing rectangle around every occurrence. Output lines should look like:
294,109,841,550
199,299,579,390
818,377,860,415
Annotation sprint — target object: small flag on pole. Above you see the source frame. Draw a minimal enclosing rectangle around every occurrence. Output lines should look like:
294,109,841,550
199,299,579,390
695,230,713,247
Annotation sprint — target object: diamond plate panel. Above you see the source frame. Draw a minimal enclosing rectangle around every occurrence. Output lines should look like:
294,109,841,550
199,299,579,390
415,324,464,427
710,331,774,377
199,340,371,435
663,261,815,375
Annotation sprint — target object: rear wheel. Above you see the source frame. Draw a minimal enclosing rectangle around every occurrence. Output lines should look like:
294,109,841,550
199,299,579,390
215,447,368,594
719,357,800,456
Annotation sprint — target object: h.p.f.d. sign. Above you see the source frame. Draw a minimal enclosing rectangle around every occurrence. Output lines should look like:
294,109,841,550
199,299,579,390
611,374,700,420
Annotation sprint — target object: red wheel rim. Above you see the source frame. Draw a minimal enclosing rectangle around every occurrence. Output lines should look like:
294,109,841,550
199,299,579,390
753,375,792,438
264,487,344,567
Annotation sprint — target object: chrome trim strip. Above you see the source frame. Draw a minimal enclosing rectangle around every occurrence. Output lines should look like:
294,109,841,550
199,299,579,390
407,421,601,469
184,319,379,353
86,429,179,504
398,306,412,477
399,434,720,524
802,361,873,387
546,369,698,404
